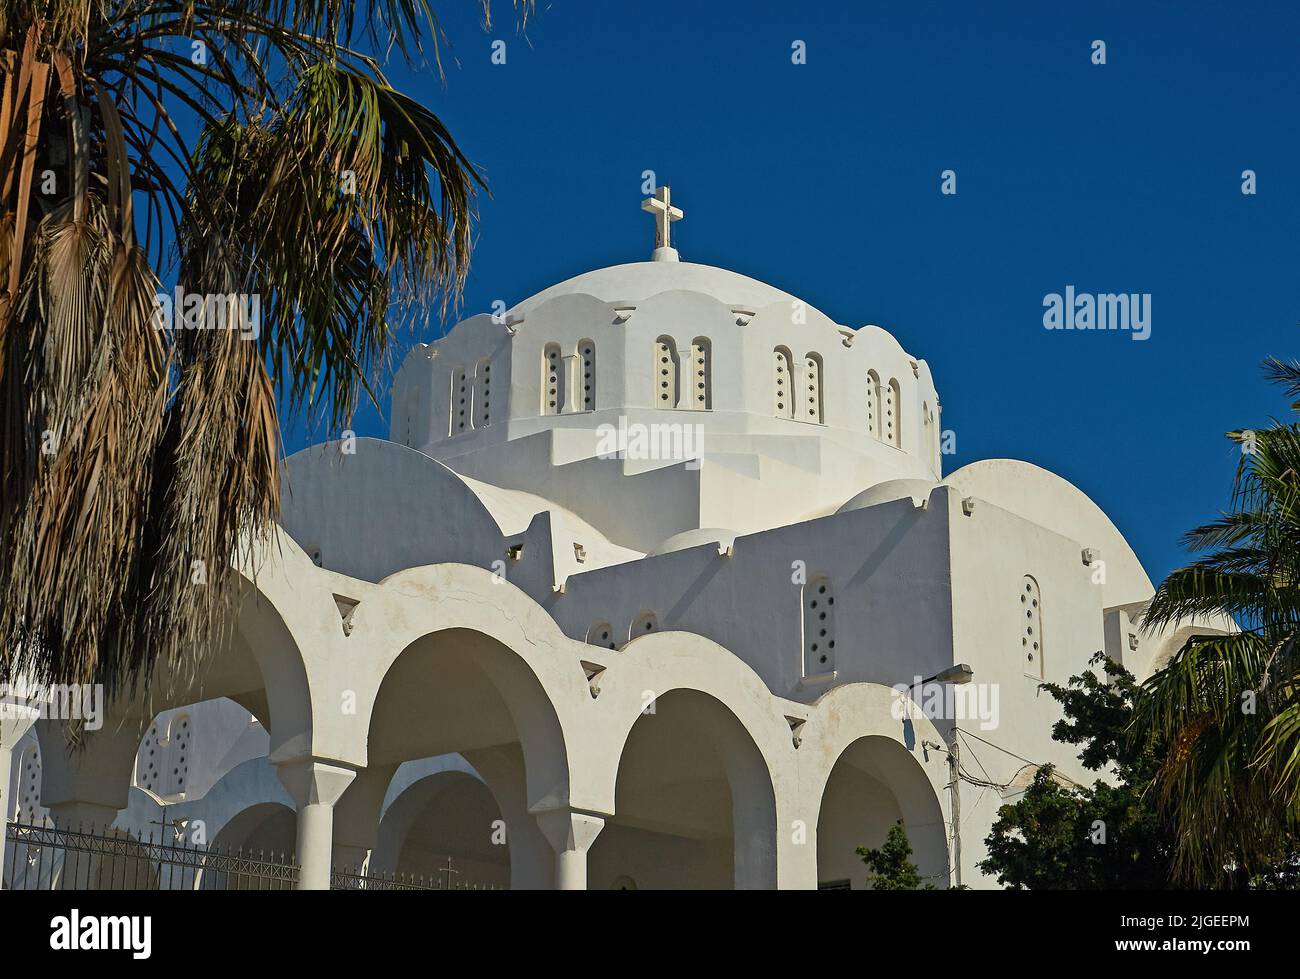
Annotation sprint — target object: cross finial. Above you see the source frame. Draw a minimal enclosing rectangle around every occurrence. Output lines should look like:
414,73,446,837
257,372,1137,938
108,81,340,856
641,185,683,262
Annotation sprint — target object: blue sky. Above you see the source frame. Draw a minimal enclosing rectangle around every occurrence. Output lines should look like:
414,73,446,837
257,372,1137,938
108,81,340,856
284,1,1300,585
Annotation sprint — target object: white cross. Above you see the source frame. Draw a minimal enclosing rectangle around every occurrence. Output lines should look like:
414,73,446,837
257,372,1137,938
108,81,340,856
641,185,683,250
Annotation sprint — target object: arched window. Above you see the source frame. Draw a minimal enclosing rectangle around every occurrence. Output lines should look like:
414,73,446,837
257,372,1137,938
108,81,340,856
138,721,160,793
542,343,564,415
885,377,901,448
579,340,596,411
586,620,616,650
867,370,882,439
654,337,679,407
449,366,469,434
803,575,836,675
690,338,712,409
16,744,41,821
923,401,938,460
629,610,659,641
1021,576,1043,676
773,346,794,418
475,357,493,428
164,713,192,797
804,352,824,424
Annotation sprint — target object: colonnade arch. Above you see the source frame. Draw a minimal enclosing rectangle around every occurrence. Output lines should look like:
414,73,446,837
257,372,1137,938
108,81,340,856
366,627,572,811
371,768,510,888
814,734,949,889
9,540,324,888
4,543,956,891
801,683,953,890
210,802,298,860
588,688,778,889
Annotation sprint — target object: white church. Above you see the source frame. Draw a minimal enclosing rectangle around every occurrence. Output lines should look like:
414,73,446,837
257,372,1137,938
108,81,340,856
0,189,1231,890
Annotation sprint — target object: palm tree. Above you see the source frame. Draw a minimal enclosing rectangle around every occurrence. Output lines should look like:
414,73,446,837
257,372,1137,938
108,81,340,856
0,1,529,696
1135,357,1300,886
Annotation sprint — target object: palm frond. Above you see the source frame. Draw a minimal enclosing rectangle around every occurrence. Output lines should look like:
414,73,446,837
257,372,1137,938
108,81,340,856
1133,362,1300,884
0,2,533,696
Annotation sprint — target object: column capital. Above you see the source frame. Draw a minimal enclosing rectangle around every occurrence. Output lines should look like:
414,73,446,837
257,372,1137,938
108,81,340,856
534,808,606,855
37,720,141,814
275,758,357,810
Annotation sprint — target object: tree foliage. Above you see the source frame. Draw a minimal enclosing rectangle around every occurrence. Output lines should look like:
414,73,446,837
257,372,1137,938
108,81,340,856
980,654,1177,889
0,1,529,697
984,360,1300,889
1132,357,1300,885
857,819,935,890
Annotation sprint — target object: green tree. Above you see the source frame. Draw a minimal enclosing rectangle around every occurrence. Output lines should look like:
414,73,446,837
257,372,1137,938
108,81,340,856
980,654,1177,889
1132,358,1300,886
0,2,530,695
857,819,935,890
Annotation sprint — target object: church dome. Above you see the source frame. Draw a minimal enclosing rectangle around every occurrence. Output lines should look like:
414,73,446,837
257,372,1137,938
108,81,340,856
508,261,805,320
389,186,944,552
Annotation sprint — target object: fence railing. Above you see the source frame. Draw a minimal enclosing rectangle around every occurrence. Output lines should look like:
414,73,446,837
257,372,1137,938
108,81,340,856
5,818,503,891
329,863,501,890
4,817,296,890
330,867,437,890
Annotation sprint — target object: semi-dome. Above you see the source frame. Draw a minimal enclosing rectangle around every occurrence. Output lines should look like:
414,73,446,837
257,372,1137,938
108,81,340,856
837,479,940,513
651,527,740,557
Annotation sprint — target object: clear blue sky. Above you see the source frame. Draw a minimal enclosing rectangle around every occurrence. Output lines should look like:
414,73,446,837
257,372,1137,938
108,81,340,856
284,1,1300,585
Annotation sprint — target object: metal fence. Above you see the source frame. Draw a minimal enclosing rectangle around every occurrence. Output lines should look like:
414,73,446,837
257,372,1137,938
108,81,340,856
4,817,297,890
5,818,503,891
330,862,501,890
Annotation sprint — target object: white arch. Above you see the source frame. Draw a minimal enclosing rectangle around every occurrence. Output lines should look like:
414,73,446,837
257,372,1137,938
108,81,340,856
654,336,680,407
371,768,508,886
333,563,597,812
577,339,596,411
587,630,796,887
798,682,951,889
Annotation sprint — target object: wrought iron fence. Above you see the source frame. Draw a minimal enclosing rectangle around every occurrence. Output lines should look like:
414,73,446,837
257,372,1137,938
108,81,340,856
5,818,504,891
330,867,437,890
330,860,502,890
4,817,297,890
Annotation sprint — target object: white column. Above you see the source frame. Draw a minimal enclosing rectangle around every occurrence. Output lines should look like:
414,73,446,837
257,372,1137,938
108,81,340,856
1,705,40,888
535,809,604,891
32,717,138,890
0,742,10,818
0,745,10,889
560,354,580,413
276,759,356,891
